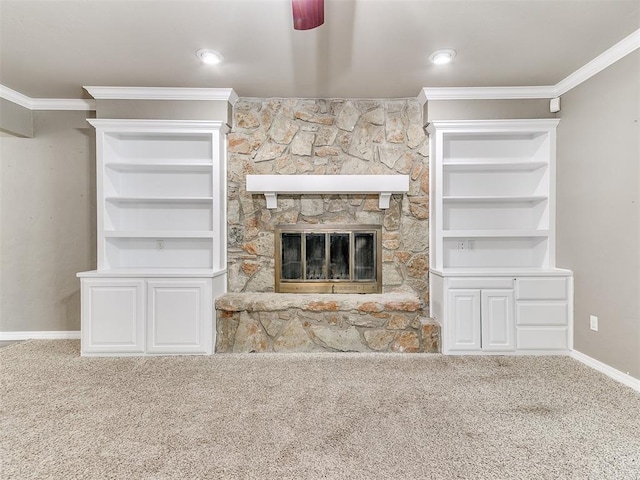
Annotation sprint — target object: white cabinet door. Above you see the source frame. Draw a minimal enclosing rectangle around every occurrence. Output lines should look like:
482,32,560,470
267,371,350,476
146,279,212,354
81,279,145,354
447,289,481,351
481,290,515,351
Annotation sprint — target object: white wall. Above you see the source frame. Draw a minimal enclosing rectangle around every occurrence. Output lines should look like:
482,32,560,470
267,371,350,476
0,110,95,332
556,50,640,379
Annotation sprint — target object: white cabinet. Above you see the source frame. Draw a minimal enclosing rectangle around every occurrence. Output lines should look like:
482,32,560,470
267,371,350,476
81,277,213,355
445,281,514,353
146,279,212,354
427,119,573,355
481,289,515,351
448,289,481,350
78,119,229,356
81,279,145,354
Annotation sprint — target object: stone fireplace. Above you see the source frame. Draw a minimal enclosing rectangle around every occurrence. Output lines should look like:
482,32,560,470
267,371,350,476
215,97,439,353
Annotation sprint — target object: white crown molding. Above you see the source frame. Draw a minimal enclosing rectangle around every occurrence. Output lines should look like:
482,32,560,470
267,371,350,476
0,84,96,111
571,350,640,393
31,98,96,111
555,28,640,96
0,84,35,109
84,86,238,104
0,330,81,341
420,86,558,101
420,28,640,102
87,118,229,133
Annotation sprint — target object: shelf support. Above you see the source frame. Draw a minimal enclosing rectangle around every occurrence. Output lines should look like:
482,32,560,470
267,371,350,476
379,193,392,209
264,192,278,209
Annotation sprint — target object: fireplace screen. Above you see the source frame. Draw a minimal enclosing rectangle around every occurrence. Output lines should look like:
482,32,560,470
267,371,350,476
275,225,382,293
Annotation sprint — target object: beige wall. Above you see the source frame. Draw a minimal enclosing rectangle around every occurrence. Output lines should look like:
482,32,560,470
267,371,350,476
425,98,554,123
0,110,95,332
0,98,33,137
96,99,231,122
556,50,640,379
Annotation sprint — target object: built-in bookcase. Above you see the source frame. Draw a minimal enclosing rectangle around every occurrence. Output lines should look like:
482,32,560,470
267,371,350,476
93,121,227,272
429,120,557,271
78,119,229,356
427,119,573,355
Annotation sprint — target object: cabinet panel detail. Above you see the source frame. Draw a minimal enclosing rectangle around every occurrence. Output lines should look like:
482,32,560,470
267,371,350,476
448,290,481,351
481,290,514,351
516,302,567,325
147,279,211,354
516,277,567,300
448,278,514,289
81,279,145,353
517,327,568,350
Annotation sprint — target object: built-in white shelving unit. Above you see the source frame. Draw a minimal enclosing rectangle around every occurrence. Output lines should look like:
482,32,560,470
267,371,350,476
77,119,229,356
427,119,573,355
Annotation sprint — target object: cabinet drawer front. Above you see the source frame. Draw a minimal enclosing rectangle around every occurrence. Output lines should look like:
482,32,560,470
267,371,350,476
516,302,567,326
517,327,568,350
448,277,514,289
515,277,567,300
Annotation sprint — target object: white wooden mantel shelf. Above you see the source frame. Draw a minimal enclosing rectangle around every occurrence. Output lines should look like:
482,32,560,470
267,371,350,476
245,175,410,209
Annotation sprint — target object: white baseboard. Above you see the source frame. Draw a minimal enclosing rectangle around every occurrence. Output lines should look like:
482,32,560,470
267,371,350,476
571,350,640,393
0,331,81,341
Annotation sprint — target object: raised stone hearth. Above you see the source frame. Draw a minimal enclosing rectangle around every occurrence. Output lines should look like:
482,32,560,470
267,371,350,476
215,292,439,353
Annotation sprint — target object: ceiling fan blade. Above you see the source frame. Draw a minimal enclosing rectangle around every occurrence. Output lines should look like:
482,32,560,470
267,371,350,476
292,0,324,30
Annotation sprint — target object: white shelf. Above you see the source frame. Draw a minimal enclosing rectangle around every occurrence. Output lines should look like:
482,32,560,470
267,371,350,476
443,161,547,171
443,196,547,204
78,268,226,278
442,230,550,238
105,196,214,203
246,174,409,209
104,231,215,238
105,162,212,172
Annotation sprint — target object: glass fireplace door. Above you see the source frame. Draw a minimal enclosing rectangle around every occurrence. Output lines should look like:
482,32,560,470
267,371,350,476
275,225,381,293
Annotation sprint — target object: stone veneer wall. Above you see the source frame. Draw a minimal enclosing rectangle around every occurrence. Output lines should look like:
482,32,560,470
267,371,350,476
218,98,437,353
227,98,430,298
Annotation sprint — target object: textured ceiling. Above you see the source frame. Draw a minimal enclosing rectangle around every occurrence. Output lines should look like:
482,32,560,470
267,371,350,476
1,0,639,99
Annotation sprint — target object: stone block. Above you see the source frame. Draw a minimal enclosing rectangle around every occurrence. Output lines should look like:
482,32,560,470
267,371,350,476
232,312,270,353
291,131,315,156
309,325,368,352
364,330,396,351
273,318,315,352
391,331,420,353
336,101,360,131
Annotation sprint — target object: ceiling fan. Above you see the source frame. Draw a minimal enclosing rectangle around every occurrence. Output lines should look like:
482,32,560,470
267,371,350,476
292,0,324,30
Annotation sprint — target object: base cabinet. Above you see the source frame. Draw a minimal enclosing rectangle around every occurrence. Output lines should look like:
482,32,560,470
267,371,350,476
448,289,514,352
81,277,213,356
433,272,572,355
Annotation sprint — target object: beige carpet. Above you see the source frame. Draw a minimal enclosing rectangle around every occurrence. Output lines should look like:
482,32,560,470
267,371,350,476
1,340,639,480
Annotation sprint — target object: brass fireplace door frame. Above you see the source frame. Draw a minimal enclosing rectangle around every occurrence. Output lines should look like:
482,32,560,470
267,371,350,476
275,224,382,294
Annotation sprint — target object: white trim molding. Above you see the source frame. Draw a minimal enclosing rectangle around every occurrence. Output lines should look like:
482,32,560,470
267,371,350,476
419,86,557,103
84,86,238,104
571,350,640,393
555,28,640,96
419,27,640,103
0,331,81,341
0,85,95,111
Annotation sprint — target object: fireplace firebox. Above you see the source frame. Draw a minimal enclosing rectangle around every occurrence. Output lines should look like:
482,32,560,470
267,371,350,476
275,224,382,293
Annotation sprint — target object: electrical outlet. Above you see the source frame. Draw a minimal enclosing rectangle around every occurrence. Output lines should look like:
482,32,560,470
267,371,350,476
457,240,471,251
590,315,598,331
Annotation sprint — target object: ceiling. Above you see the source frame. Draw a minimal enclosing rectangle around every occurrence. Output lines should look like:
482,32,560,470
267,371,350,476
1,0,639,100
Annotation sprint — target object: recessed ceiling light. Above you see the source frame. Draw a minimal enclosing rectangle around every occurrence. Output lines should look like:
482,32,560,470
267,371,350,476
429,49,456,65
196,49,223,65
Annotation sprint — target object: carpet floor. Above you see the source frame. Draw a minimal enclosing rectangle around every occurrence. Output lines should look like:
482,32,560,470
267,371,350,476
1,340,639,480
